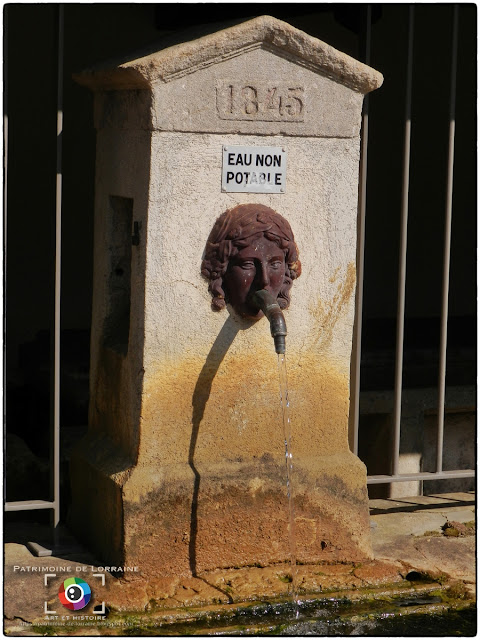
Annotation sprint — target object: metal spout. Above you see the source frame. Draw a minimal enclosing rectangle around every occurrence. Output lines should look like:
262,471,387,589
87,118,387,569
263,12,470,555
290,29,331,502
250,290,287,354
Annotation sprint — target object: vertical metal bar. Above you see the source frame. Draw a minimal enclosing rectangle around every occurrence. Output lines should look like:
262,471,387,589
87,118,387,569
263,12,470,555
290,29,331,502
53,4,64,535
436,5,459,474
392,6,414,476
3,7,8,330
352,4,372,456
3,10,8,492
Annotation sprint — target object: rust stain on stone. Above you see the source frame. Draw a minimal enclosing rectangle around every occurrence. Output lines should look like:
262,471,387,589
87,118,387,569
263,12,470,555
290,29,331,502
310,261,356,351
123,473,371,577
118,334,370,576
138,350,351,465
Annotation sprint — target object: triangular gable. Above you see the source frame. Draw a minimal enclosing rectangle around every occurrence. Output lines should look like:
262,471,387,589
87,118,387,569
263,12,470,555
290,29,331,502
75,15,383,94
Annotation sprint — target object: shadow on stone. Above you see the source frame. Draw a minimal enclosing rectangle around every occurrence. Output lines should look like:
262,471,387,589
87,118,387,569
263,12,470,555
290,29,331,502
189,316,240,601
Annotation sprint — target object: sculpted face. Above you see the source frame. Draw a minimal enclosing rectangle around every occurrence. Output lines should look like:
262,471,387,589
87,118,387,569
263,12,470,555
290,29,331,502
223,236,286,319
201,203,301,315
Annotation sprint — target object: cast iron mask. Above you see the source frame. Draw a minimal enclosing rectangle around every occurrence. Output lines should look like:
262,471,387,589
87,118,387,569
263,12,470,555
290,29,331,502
201,204,301,319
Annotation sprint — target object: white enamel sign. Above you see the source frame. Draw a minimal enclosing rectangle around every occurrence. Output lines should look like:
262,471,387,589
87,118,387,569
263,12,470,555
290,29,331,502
221,145,287,193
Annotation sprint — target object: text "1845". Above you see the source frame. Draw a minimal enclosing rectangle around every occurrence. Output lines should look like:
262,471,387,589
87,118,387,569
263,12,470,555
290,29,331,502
217,82,305,122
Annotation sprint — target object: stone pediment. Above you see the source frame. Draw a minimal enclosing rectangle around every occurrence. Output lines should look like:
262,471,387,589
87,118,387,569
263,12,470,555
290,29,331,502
75,15,383,94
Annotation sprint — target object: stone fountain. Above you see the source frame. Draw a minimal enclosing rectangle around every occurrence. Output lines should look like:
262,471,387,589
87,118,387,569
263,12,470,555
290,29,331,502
70,15,383,583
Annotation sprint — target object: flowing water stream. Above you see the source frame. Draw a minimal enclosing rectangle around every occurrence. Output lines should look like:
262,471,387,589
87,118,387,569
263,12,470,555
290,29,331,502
277,353,299,617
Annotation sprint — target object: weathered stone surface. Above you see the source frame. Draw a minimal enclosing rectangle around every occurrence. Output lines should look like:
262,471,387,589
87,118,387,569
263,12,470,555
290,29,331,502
1,542,405,622
75,15,383,93
375,537,476,586
70,15,383,577
370,493,476,596
353,561,403,585
77,16,382,138
4,498,474,632
121,452,372,577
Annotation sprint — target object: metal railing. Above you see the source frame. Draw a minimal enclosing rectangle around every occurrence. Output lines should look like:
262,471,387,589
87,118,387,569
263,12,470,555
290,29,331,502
4,5,64,535
352,4,474,488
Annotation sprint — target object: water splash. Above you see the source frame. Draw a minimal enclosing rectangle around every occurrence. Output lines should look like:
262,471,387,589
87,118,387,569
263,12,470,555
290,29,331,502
277,353,299,618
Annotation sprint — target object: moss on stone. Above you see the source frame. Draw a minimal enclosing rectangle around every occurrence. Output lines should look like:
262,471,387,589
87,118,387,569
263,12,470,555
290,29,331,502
278,574,293,583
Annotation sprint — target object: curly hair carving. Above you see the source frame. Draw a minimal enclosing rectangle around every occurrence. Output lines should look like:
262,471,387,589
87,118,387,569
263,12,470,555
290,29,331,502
201,204,301,311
